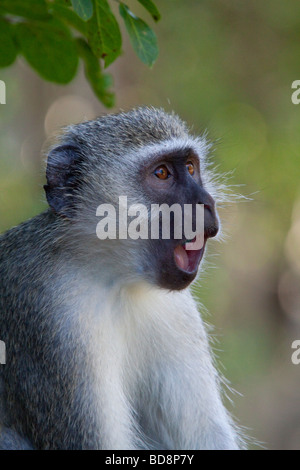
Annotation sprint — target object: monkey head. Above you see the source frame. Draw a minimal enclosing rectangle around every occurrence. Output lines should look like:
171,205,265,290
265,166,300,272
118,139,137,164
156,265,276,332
44,107,220,291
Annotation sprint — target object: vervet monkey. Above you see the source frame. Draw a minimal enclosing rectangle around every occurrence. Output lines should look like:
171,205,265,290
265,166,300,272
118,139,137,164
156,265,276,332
0,107,241,450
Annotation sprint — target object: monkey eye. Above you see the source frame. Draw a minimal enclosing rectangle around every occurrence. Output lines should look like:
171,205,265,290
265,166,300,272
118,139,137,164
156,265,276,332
186,162,194,176
154,165,171,180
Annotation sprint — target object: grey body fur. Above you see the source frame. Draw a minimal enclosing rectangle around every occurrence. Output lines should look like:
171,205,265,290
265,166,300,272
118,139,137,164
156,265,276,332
0,107,240,450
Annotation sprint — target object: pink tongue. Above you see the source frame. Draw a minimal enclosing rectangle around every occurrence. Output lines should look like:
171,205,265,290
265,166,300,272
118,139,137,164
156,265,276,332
174,245,189,271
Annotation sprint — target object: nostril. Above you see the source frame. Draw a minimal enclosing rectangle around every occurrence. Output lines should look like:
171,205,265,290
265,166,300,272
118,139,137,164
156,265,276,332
204,203,213,213
201,201,216,217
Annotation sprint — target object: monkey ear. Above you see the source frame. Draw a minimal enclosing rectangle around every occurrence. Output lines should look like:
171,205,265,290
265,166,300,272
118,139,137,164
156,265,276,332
44,145,83,218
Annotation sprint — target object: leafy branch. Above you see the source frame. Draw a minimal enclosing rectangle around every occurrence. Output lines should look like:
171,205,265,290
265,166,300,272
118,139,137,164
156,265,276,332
0,0,161,107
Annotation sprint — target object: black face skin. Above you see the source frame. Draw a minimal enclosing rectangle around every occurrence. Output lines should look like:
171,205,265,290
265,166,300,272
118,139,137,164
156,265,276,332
141,148,219,291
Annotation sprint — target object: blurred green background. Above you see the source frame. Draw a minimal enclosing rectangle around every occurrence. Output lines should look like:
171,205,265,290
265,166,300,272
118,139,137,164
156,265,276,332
1,0,300,449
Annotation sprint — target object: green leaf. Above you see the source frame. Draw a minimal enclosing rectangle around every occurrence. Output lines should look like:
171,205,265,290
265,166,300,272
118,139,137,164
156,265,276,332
71,0,93,21
137,0,161,22
119,3,158,67
15,19,79,84
0,0,50,20
0,18,18,67
51,2,88,35
76,38,114,107
87,0,122,68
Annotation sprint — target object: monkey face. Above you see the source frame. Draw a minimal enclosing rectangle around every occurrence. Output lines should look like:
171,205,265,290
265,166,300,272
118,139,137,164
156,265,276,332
139,147,219,291
86,145,219,291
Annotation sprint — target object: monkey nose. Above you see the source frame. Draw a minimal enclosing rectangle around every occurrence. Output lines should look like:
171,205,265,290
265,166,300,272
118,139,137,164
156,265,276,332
196,188,219,239
204,204,219,239
200,194,219,239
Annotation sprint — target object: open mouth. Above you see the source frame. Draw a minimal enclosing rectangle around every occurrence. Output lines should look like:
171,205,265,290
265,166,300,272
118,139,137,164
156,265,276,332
174,237,206,273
